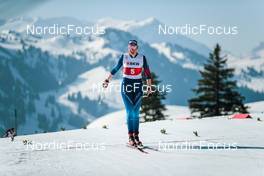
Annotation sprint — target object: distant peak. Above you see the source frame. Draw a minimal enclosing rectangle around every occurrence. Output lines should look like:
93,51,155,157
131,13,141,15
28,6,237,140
96,17,161,31
139,17,160,24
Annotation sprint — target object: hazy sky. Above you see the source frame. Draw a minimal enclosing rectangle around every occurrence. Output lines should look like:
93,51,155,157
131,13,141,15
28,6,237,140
1,0,263,55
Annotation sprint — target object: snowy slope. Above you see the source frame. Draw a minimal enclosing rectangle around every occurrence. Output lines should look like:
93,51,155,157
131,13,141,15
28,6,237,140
21,66,124,134
56,66,123,112
151,42,204,70
88,105,191,128
1,104,264,176
246,101,264,120
227,51,264,92
88,102,264,129
33,36,119,63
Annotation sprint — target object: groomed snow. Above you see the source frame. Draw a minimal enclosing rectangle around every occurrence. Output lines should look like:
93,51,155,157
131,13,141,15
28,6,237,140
1,103,263,176
88,105,191,128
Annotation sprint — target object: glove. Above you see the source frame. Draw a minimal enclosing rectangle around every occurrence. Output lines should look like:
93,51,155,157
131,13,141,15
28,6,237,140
102,79,109,88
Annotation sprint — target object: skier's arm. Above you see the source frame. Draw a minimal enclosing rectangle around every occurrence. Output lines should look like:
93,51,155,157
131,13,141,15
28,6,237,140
143,56,152,95
110,54,123,76
143,56,151,80
103,55,123,88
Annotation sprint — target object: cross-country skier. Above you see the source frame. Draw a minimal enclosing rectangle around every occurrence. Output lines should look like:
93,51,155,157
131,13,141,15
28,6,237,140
103,40,152,147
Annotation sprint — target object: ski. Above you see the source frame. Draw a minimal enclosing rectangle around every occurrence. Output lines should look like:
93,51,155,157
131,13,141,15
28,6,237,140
142,146,160,152
126,143,149,154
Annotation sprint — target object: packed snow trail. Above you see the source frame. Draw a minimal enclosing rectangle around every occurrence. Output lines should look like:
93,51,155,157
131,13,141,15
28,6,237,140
1,109,264,176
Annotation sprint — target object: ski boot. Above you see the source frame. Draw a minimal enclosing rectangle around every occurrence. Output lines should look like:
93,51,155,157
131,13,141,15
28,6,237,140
128,132,136,147
134,132,143,147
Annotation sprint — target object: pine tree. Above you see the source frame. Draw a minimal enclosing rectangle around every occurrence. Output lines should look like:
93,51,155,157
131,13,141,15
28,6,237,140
140,72,167,122
188,44,248,118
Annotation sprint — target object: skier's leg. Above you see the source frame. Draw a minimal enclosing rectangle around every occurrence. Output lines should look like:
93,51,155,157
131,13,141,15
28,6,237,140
121,79,142,146
121,93,137,146
132,95,142,133
131,81,143,145
132,81,143,133
121,79,136,135
121,91,134,133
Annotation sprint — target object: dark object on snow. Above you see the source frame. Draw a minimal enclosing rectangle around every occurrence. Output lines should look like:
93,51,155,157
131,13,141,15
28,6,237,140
232,114,252,119
193,131,199,137
257,118,262,122
3,128,16,141
160,128,167,134
23,139,32,145
102,125,108,129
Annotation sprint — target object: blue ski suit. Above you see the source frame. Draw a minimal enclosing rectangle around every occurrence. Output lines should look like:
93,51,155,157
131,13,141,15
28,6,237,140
110,53,151,133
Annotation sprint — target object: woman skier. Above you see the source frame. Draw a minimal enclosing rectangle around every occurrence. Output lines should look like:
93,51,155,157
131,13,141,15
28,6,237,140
103,39,152,147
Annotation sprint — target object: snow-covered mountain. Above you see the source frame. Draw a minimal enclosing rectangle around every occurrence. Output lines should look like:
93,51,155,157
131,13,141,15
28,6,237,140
97,17,211,56
97,17,264,95
0,16,263,135
227,43,264,94
150,42,204,70
252,42,264,58
1,104,263,176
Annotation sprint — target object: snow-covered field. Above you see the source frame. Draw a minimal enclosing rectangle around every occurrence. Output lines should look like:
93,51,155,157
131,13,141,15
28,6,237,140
1,102,264,176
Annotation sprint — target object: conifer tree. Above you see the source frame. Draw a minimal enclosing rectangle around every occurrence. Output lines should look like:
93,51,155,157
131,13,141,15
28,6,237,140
188,44,248,117
140,72,167,121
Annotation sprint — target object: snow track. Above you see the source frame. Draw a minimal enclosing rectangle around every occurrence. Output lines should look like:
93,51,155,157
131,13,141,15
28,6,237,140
1,111,264,176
